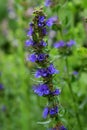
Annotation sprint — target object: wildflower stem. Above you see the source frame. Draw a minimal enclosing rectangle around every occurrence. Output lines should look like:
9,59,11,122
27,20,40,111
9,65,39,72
65,57,82,130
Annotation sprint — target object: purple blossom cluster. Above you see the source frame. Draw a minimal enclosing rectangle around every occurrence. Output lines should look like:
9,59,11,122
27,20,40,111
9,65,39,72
25,39,47,47
28,53,48,62
25,8,67,129
25,8,59,119
35,64,59,78
33,84,60,96
43,106,58,118
54,40,75,56
54,40,75,49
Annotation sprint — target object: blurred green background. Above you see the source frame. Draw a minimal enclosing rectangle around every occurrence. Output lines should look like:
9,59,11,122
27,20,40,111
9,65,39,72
0,0,87,130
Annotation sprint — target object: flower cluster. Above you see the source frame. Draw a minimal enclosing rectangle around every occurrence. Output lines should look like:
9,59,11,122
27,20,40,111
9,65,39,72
25,8,60,119
54,40,75,55
33,84,60,97
28,53,48,62
25,8,67,129
35,64,59,78
54,40,75,49
43,106,58,119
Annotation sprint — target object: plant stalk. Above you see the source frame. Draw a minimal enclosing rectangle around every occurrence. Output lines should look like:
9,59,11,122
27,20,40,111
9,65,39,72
65,57,82,130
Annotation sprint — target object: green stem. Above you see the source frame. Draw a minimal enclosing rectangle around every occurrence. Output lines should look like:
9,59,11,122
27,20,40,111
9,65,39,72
65,57,82,130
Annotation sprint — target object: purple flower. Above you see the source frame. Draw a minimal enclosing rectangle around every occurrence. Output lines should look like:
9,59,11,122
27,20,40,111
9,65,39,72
46,16,58,27
66,40,75,47
0,83,4,90
39,16,45,23
25,39,33,47
59,126,67,130
72,71,78,75
52,89,61,96
35,64,59,78
27,23,34,36
43,106,58,119
33,84,50,96
45,0,52,7
35,69,42,78
35,68,47,78
47,64,59,75
39,40,47,46
38,16,45,27
28,53,47,62
29,54,37,62
49,106,58,116
54,41,65,48
42,27,47,35
33,83,60,97
38,22,44,27
43,107,49,119
37,53,47,61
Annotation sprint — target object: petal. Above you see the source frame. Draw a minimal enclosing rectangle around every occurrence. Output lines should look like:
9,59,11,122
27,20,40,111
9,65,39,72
54,41,65,48
52,89,61,96
25,39,33,46
43,107,49,119
29,54,37,62
45,0,52,7
66,40,76,47
46,16,58,27
35,70,41,78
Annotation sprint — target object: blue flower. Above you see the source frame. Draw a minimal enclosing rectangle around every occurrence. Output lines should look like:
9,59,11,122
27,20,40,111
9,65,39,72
45,0,52,7
25,39,34,47
38,16,45,27
35,68,47,78
52,89,61,96
59,126,67,130
46,16,58,27
47,64,59,75
39,16,45,23
54,41,65,48
33,84,50,96
49,106,58,116
37,53,47,61
35,64,59,78
0,83,4,90
29,54,37,62
43,106,58,118
38,22,44,27
66,40,75,47
33,83,60,97
39,40,47,46
28,53,47,62
42,27,47,35
43,107,49,119
27,23,34,36
72,71,78,76
54,40,75,49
